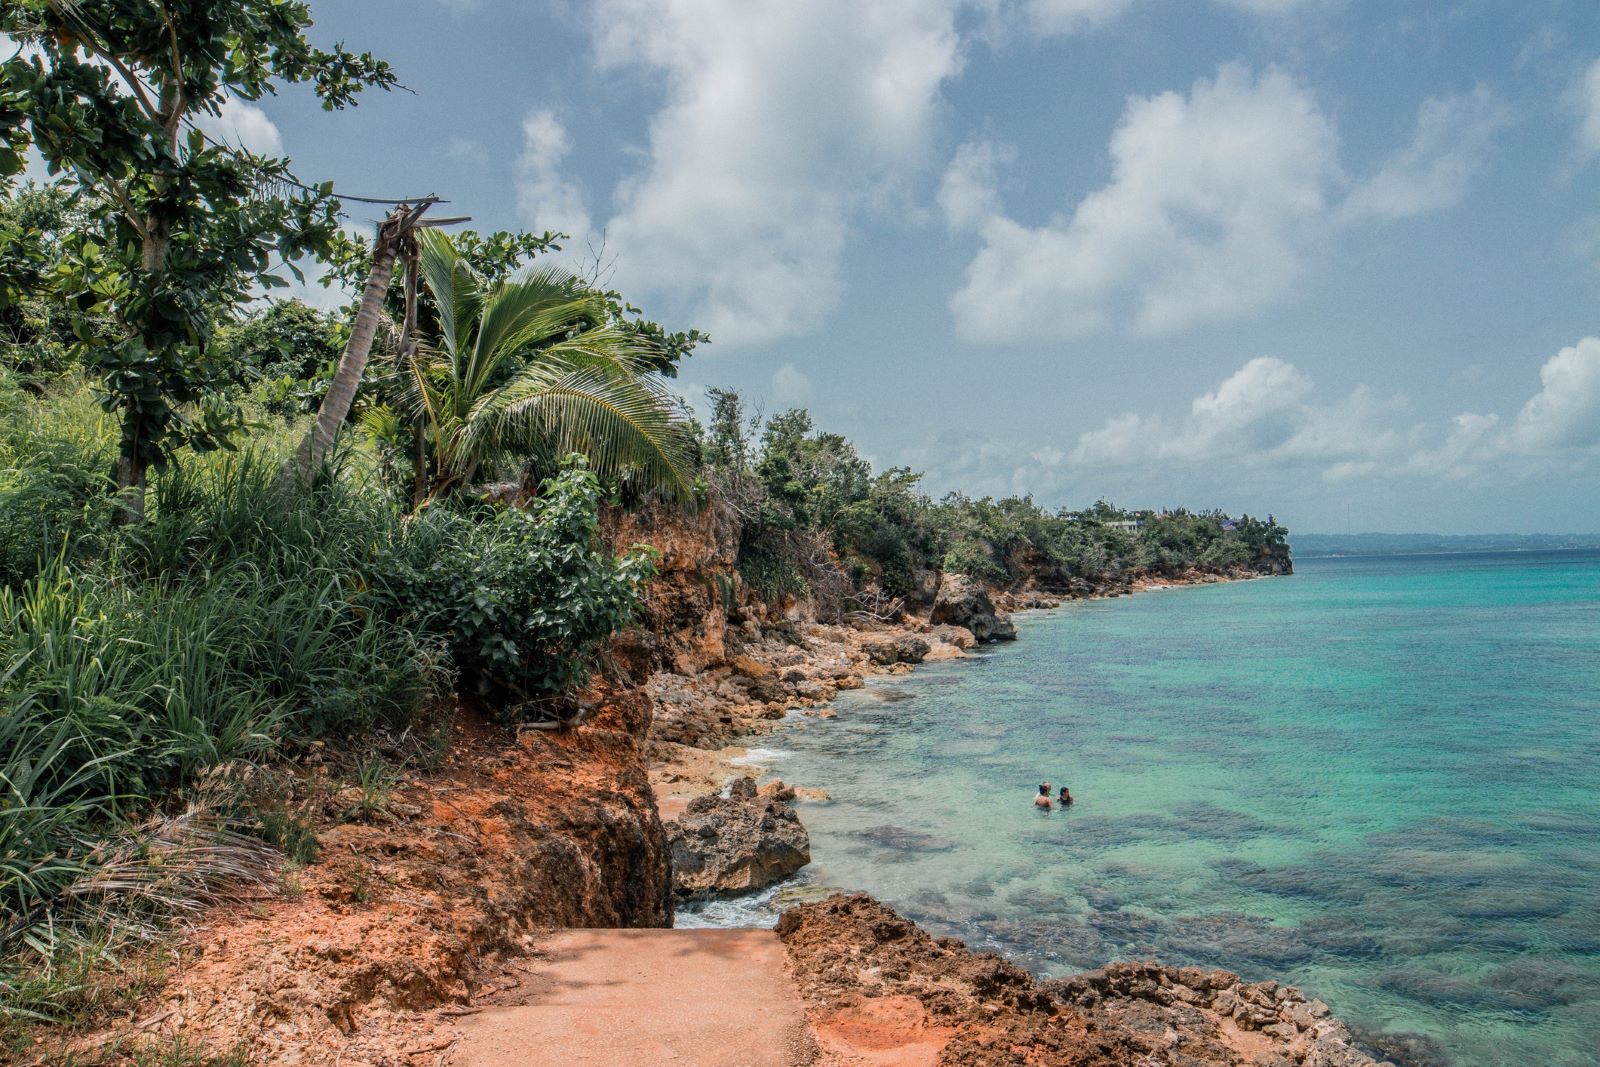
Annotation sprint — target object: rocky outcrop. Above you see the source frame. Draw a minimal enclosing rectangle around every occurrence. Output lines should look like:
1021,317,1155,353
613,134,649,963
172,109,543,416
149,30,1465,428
778,894,1390,1067
930,574,1018,642
863,634,930,665
604,499,744,678
1047,962,1389,1067
666,777,811,897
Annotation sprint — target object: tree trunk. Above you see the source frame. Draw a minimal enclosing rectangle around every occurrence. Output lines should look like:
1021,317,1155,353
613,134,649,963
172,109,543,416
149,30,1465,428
292,216,405,475
113,409,147,525
294,203,435,476
111,221,172,525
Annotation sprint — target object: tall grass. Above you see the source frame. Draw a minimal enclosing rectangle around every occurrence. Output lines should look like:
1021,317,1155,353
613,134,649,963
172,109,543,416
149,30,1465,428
0,385,440,1034
1,379,648,1040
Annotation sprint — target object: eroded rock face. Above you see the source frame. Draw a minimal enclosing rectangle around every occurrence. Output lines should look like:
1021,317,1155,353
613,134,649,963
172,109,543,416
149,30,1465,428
666,777,811,897
931,575,1018,643
1047,963,1390,1067
778,894,1391,1067
864,635,931,665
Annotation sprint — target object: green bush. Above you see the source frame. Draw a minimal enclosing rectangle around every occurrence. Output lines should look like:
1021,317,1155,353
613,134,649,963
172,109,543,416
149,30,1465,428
376,464,655,711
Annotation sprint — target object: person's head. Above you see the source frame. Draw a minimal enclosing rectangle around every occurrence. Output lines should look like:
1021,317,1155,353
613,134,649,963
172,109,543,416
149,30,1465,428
1038,783,1050,796
1059,785,1070,796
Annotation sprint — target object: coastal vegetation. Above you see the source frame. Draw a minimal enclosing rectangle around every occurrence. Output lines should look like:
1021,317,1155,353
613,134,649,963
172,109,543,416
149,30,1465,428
0,0,1285,1051
698,388,1289,614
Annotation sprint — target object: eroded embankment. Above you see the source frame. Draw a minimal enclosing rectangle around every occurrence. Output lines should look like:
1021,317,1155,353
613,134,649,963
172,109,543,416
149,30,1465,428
36,684,670,1067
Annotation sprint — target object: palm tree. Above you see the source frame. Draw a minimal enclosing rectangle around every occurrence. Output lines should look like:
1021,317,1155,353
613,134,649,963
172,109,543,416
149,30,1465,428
399,228,692,506
294,202,432,476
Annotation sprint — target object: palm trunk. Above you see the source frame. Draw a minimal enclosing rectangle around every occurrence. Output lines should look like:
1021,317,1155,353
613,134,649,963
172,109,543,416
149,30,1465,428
294,204,431,476
293,228,401,474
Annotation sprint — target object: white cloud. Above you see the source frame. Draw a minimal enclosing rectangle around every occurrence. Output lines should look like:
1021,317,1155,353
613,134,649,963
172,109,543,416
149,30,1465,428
938,139,1015,232
1068,341,1600,486
948,64,1341,341
516,109,591,240
1342,87,1509,222
770,362,814,406
1212,0,1328,13
947,66,1508,343
1509,337,1600,452
195,95,283,157
588,0,966,346
1571,57,1600,164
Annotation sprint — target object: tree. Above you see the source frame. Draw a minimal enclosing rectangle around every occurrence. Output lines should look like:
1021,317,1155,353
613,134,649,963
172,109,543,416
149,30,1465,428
397,228,692,505
214,297,346,384
1,1,395,520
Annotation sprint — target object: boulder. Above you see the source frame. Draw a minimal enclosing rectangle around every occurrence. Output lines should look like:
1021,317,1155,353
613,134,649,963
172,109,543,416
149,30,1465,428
863,635,931,665
666,777,811,897
930,575,1018,643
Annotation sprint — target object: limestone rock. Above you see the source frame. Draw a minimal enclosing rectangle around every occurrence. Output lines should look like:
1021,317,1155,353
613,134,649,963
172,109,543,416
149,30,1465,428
930,575,1018,643
863,635,931,665
666,777,811,897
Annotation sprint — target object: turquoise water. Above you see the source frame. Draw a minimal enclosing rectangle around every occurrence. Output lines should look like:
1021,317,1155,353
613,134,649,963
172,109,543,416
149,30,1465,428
692,550,1600,1067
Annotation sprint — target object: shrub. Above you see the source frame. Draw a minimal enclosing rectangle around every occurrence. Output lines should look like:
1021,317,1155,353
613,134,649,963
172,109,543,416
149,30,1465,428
376,464,655,711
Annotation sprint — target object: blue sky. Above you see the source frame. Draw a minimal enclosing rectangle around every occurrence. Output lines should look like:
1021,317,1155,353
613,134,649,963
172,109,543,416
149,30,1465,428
227,0,1599,533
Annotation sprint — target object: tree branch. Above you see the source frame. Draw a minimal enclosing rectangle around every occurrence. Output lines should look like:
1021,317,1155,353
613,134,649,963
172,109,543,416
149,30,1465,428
44,0,163,126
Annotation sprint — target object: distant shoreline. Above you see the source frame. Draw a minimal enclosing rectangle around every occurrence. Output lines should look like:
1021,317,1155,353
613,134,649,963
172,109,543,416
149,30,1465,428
1294,544,1600,560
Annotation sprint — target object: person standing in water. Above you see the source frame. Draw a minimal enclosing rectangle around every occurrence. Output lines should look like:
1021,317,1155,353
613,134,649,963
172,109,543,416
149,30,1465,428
1058,785,1073,807
1034,783,1053,810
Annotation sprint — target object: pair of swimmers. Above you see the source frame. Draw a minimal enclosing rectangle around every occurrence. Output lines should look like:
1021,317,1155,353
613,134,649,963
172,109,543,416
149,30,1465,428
1033,783,1072,810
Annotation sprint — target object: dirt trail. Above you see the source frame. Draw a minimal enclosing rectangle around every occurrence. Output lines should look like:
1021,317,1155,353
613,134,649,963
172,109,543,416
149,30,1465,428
452,928,816,1066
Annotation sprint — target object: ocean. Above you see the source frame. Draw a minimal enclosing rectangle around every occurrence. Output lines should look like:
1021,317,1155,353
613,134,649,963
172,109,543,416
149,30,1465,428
681,549,1600,1067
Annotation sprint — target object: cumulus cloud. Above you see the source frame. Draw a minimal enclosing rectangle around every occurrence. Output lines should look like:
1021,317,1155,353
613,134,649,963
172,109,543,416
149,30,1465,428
1068,341,1600,486
1508,337,1600,452
947,64,1341,341
946,66,1508,343
195,95,283,157
516,109,591,240
588,0,965,346
1342,87,1510,222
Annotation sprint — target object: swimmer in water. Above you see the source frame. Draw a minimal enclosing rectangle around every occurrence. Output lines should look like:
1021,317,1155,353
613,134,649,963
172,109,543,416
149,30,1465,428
1058,785,1073,807
1034,783,1053,810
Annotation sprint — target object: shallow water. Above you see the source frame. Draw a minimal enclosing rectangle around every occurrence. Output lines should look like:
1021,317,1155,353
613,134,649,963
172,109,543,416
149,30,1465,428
680,550,1600,1067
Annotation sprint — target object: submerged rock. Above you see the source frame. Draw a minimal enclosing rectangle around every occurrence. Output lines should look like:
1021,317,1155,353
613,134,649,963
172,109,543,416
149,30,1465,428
666,776,810,898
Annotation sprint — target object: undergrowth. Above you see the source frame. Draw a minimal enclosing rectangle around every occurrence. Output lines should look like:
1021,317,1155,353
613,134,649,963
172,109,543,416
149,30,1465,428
0,375,652,1040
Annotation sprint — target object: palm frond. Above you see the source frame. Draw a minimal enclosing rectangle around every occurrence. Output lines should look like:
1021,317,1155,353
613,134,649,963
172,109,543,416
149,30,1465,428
468,269,601,393
416,228,482,362
471,357,694,501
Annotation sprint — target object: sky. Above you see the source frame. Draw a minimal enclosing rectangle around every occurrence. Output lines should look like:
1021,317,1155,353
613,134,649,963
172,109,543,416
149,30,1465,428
200,1,1600,533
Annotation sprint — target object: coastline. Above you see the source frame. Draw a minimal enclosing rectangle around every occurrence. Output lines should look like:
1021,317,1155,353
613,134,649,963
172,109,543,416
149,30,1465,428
647,567,1267,812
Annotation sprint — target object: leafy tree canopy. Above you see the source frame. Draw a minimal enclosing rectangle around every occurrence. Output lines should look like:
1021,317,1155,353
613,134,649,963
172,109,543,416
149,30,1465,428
1,0,395,517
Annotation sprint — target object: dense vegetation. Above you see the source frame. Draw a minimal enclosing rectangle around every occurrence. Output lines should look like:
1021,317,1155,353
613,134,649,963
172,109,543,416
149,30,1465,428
0,2,696,1030
698,389,1289,615
0,1,1286,1047
0,375,655,1032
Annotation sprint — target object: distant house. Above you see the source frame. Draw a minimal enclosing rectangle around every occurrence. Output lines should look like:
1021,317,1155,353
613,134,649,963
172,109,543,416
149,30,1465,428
1105,519,1142,532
